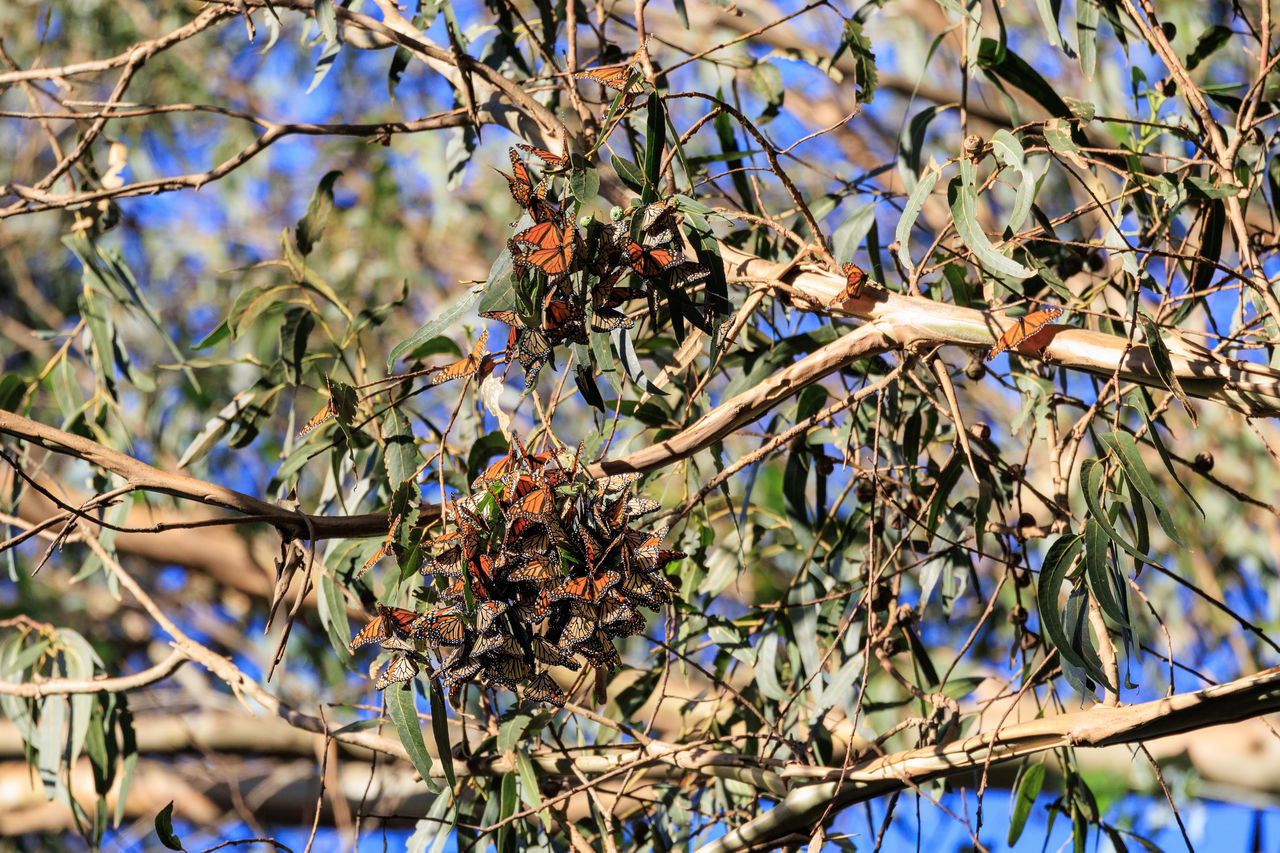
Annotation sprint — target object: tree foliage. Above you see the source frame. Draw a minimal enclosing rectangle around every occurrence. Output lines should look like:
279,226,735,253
3,0,1280,851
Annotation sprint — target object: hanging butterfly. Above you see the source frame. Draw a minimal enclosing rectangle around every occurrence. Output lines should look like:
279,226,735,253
829,262,868,303
624,240,683,279
356,513,402,579
602,612,648,639
417,606,467,646
529,636,580,670
557,614,596,649
441,659,482,691
618,570,669,610
428,330,489,386
515,327,553,387
349,604,424,653
483,655,535,687
298,396,337,437
498,148,538,209
515,588,552,624
598,593,636,627
514,220,564,250
518,141,569,171
590,309,633,332
522,222,576,279
501,550,558,584
576,635,622,670
550,571,621,604
668,261,711,291
986,307,1063,360
523,672,567,706
473,599,509,634
374,654,420,690
473,632,525,658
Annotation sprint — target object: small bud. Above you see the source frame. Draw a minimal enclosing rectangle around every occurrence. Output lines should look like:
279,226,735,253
965,361,987,381
970,422,991,441
1193,452,1214,473
610,205,624,221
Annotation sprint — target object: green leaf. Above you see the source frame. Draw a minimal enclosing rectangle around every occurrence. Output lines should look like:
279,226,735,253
388,282,485,371
840,18,878,101
384,407,417,486
977,38,1071,118
714,107,755,215
314,0,338,42
898,104,949,187
317,570,352,664
515,750,549,830
569,158,600,204
1081,459,1157,567
1127,391,1204,516
832,203,877,263
154,802,185,851
1075,0,1098,78
114,701,137,827
642,92,667,204
386,683,437,791
1099,430,1184,546
949,164,1034,279
296,170,342,257
1035,534,1088,671
1185,25,1233,71
1083,519,1130,627
496,772,519,853
177,389,259,469
1138,315,1195,424
613,155,645,194
924,455,964,546
990,129,1034,233
1009,762,1046,844
428,680,456,790
896,167,939,271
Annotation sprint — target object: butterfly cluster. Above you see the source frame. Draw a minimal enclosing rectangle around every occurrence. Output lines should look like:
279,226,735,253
349,443,684,706
480,145,712,389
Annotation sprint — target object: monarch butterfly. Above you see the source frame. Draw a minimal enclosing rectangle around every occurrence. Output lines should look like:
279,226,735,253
515,328,552,386
518,141,569,170
829,262,868,304
441,660,481,690
598,593,636,627
558,615,596,649
635,546,685,573
473,632,524,658
522,223,576,279
577,635,622,670
986,307,1063,360
480,308,523,328
627,497,660,517
618,571,667,610
499,148,537,208
349,604,424,653
511,483,557,520
624,240,682,279
642,201,681,239
483,655,534,687
523,672,566,705
576,62,644,93
375,654,420,690
418,607,467,646
506,554,560,585
428,330,489,386
515,588,552,624
356,513,402,579
298,396,337,437
668,261,711,290
550,571,621,603
543,299,586,338
603,612,648,639
474,599,509,634
530,636,579,669
513,220,563,250
591,309,633,332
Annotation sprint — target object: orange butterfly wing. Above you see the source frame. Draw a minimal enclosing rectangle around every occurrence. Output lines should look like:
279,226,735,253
830,263,867,303
986,307,1063,360
429,330,489,386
